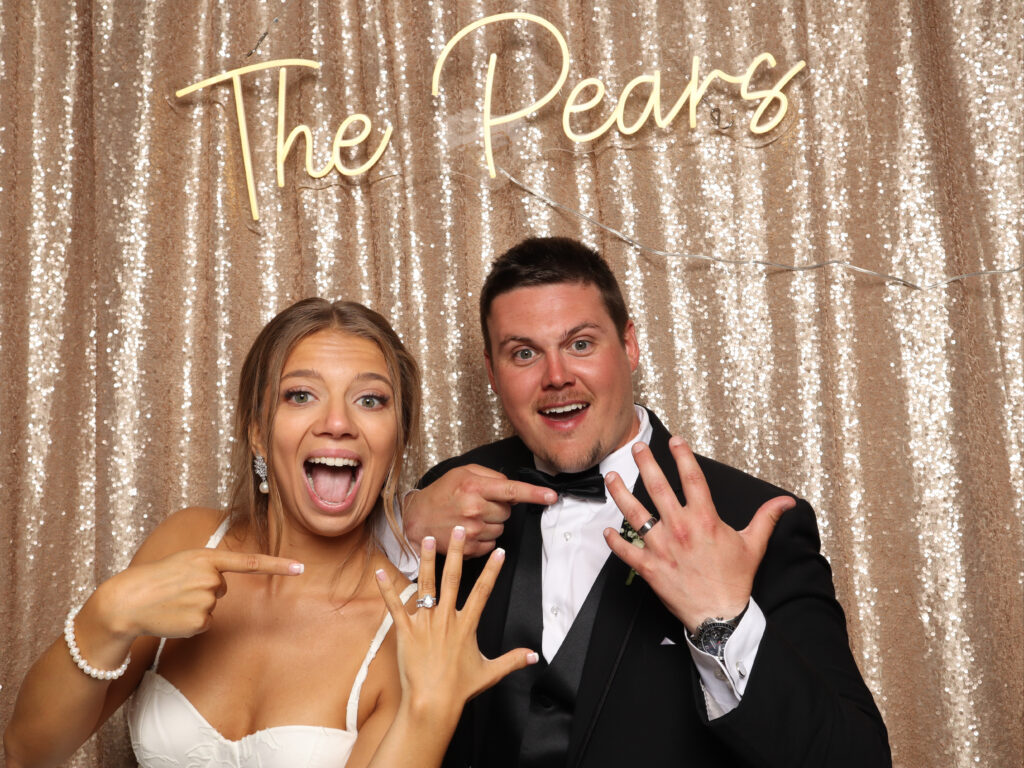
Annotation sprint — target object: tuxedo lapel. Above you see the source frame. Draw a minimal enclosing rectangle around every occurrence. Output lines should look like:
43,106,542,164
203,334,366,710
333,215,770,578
641,409,686,509
472,501,533,657
565,409,685,767
466,437,538,657
567,553,646,767
467,437,543,765
471,500,546,768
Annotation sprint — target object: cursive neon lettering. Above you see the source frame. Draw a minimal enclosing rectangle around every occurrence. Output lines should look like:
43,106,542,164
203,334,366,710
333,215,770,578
331,114,393,176
434,14,805,170
177,60,320,220
178,58,391,221
615,74,660,135
433,13,571,177
275,71,392,186
178,15,806,220
741,54,807,133
562,78,616,143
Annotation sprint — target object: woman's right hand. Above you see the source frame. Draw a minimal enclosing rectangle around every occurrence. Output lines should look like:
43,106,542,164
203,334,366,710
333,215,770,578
363,527,536,768
376,526,537,723
93,548,305,641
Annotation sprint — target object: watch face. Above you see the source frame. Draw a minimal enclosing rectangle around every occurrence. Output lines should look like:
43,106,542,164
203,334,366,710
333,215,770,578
698,622,735,657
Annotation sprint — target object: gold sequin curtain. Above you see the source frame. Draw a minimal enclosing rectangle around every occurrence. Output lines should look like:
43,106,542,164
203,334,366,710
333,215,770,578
1,0,1021,765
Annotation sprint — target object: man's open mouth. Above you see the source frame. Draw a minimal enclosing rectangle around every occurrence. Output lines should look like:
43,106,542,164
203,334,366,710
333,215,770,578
304,456,361,507
539,403,589,421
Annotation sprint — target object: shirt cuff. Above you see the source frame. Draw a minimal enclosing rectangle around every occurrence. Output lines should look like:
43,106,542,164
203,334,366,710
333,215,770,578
686,598,766,719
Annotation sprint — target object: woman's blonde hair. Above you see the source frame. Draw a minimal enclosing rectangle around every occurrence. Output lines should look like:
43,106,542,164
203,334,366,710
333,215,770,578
227,298,420,558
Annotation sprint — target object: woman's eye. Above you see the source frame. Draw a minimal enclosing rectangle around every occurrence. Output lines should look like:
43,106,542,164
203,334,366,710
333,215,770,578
358,394,388,409
285,390,312,404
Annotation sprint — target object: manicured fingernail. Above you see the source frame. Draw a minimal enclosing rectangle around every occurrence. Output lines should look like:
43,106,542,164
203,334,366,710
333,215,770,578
632,442,647,454
669,436,684,448
289,563,304,575
544,490,557,503
375,569,386,582
526,652,539,665
605,471,619,484
422,536,436,551
493,548,506,561
453,526,465,540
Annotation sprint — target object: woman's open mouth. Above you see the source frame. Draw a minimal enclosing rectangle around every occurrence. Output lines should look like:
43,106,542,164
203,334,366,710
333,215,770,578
303,456,362,511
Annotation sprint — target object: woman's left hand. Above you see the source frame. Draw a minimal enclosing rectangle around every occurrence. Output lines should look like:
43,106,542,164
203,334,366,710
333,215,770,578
376,526,537,724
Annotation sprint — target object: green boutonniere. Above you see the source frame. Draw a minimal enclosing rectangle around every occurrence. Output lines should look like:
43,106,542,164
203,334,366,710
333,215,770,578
619,519,645,585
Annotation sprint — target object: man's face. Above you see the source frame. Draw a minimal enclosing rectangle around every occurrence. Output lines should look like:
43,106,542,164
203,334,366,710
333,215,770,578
484,281,640,473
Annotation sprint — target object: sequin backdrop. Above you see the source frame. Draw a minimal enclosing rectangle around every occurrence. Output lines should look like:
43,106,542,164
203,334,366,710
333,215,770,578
1,0,1021,765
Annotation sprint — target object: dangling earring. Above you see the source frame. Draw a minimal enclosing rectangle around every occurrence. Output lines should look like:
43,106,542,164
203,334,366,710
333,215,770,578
254,455,270,494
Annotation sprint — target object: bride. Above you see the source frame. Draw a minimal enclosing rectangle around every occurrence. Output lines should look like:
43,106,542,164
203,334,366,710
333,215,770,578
4,298,535,768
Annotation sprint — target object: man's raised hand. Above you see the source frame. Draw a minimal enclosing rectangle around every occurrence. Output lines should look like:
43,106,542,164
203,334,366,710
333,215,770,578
602,437,795,632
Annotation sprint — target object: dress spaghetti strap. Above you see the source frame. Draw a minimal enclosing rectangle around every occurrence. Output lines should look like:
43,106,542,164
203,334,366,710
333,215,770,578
345,583,418,731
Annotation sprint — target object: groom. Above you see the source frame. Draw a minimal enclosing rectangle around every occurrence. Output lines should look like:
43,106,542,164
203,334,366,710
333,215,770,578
403,237,890,768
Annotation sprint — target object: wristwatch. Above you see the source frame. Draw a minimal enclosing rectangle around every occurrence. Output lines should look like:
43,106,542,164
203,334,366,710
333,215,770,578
688,606,748,660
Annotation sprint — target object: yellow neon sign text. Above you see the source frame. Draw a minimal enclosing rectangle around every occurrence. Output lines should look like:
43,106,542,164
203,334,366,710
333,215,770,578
433,13,806,177
177,14,805,219
176,59,392,221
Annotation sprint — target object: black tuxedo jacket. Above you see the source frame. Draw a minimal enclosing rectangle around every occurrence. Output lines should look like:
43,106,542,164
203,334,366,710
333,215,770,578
422,409,890,768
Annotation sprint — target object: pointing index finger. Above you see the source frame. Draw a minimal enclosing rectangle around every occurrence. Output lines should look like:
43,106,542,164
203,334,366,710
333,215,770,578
209,550,304,576
483,477,557,506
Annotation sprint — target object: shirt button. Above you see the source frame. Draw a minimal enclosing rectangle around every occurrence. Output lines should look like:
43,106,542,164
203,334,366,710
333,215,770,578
737,662,747,678
714,668,726,680
563,532,572,542
550,606,560,617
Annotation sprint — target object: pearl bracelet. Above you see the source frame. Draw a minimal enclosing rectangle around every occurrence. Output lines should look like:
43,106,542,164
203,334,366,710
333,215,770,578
64,606,131,681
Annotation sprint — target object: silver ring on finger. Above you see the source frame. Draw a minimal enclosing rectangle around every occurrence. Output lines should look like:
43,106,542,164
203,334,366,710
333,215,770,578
636,516,659,541
415,595,437,609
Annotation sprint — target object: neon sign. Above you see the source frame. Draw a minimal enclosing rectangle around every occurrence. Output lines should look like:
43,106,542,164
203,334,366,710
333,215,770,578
177,13,805,221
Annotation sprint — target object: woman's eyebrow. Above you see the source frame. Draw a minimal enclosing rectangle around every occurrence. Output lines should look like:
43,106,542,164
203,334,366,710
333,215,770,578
280,369,393,387
353,372,393,388
281,368,322,381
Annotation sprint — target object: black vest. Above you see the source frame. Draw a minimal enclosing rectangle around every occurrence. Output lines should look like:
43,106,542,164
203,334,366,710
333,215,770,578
480,512,613,768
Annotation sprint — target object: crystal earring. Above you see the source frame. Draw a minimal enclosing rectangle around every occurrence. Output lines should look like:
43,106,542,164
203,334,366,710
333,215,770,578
254,455,270,494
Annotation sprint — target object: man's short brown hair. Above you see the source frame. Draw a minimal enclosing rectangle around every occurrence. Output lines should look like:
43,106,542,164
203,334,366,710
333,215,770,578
479,237,629,354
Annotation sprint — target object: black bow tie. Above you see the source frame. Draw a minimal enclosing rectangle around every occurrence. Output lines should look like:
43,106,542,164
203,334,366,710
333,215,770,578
516,465,607,502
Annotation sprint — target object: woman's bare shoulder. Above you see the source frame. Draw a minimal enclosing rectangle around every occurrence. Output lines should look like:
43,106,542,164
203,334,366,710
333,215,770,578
130,507,227,565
